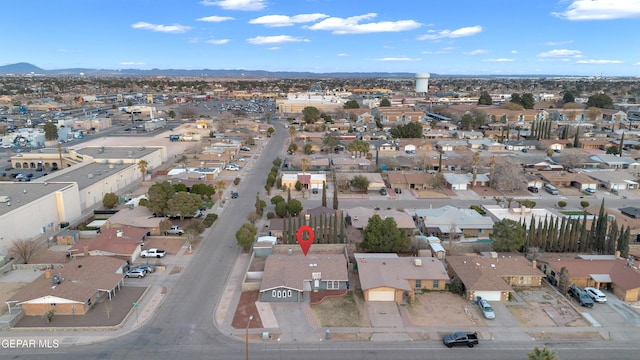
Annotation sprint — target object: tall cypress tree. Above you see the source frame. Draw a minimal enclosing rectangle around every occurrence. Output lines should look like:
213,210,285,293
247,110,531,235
618,132,625,157
573,128,580,148
618,226,631,258
322,181,327,207
607,219,618,255
339,214,345,243
579,213,589,252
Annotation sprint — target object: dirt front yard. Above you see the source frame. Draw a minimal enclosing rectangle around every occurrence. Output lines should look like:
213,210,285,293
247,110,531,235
0,283,27,315
405,292,478,327
311,290,369,327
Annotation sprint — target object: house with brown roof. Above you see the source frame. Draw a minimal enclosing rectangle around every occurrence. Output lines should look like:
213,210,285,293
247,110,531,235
259,253,348,302
446,253,545,302
68,226,147,263
539,171,597,190
538,256,640,302
355,253,449,302
104,206,164,235
10,256,126,316
387,172,431,190
345,207,416,233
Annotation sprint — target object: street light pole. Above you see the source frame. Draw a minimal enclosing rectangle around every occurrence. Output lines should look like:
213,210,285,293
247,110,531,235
245,314,253,360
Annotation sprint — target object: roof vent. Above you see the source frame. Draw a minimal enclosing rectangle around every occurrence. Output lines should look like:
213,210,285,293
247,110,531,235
414,258,422,266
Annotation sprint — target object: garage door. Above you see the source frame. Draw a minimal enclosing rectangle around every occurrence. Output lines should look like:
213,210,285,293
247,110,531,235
473,291,501,302
368,290,395,301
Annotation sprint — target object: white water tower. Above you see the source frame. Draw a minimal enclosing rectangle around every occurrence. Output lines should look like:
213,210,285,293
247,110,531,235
415,73,430,93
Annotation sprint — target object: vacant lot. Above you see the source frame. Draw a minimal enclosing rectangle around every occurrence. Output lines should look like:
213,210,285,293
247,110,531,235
143,237,186,256
311,291,369,327
0,283,26,315
405,292,477,327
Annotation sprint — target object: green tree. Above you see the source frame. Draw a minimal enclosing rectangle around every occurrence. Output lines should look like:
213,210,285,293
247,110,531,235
351,175,369,190
528,346,558,360
322,131,340,151
361,215,409,253
286,199,303,217
272,157,282,167
557,201,567,209
255,193,264,216
295,180,302,191
43,121,58,141
580,200,590,209
168,110,176,119
490,219,526,252
137,159,148,180
191,183,216,199
103,192,118,209
562,91,575,104
322,182,327,207
146,181,175,216
343,100,360,109
586,93,613,109
287,143,298,154
167,191,202,220
270,195,285,205
460,113,474,130
333,179,339,210
267,127,275,137
606,145,619,154
380,98,391,107
302,106,321,124
389,122,423,138
304,143,313,155
478,91,493,105
173,183,188,193
236,222,257,250
521,93,535,109
275,201,288,218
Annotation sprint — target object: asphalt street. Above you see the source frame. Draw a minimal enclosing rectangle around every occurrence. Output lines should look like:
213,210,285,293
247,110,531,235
2,120,640,359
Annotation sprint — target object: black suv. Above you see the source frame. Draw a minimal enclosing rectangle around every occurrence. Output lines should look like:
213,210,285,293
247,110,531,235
568,284,594,307
527,186,539,193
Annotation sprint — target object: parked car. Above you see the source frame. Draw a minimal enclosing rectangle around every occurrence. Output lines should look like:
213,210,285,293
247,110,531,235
164,225,184,236
568,284,594,307
521,149,528,153
133,264,157,274
231,191,239,199
312,188,318,194
394,188,402,194
442,332,479,348
240,146,251,151
476,297,495,319
225,165,239,171
527,186,539,193
379,188,387,195
125,268,146,278
140,248,166,258
584,287,607,303
585,188,596,194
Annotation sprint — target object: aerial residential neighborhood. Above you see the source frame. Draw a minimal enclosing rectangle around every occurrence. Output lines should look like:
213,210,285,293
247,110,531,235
1,71,640,359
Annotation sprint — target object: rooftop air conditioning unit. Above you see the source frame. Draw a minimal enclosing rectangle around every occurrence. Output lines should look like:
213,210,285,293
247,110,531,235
414,258,422,266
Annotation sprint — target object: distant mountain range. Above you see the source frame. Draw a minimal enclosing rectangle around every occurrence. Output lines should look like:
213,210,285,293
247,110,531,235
0,62,419,78
0,62,590,78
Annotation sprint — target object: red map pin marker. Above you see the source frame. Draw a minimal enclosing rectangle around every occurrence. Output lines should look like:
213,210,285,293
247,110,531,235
296,225,314,256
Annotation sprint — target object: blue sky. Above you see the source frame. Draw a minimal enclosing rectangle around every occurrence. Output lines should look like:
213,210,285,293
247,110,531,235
1,0,640,76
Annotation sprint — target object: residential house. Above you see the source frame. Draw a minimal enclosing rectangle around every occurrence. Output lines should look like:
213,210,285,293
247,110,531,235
538,172,597,190
591,154,640,171
586,171,639,191
68,226,147,263
505,140,539,151
259,254,348,302
580,139,612,150
443,172,489,189
104,206,164,235
338,172,385,191
355,253,449,302
10,256,126,316
538,256,640,302
482,204,561,230
387,172,431,190
281,173,327,191
436,140,468,151
446,253,545,302
453,130,484,140
538,139,571,151
414,205,494,238
331,157,372,171
345,207,416,234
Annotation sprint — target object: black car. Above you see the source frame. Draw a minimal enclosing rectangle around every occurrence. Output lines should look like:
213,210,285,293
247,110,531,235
527,186,539,193
231,191,239,199
394,188,402,194
379,188,387,195
312,188,318,194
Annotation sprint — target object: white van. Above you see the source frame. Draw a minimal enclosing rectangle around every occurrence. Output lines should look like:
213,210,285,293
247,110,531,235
544,183,559,195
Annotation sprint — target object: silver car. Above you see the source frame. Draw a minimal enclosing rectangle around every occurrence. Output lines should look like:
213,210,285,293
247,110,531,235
584,287,607,303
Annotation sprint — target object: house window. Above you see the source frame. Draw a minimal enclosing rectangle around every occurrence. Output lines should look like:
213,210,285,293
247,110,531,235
433,280,440,289
272,290,276,298
415,280,422,289
287,290,292,297
327,281,339,289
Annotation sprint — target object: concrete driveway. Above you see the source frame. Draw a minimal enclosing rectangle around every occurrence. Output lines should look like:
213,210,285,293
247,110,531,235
366,302,404,328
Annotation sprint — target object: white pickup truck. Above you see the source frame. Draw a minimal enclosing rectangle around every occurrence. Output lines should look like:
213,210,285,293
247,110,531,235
164,225,184,236
140,248,166,258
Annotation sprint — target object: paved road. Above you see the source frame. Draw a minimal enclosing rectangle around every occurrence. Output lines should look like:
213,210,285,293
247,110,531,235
3,120,640,359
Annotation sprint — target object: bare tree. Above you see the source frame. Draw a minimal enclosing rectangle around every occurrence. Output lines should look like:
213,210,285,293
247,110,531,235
9,239,39,264
104,302,113,320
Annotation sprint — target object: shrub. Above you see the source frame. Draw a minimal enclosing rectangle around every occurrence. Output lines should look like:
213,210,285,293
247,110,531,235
203,213,218,227
266,212,275,219
233,177,240,185
557,200,567,209
470,205,486,215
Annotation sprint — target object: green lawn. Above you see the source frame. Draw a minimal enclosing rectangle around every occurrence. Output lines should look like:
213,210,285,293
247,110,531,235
560,211,586,216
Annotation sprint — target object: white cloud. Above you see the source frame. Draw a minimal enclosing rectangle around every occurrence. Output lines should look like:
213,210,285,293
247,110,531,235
200,0,265,11
537,49,582,58
131,22,191,33
373,57,421,62
483,58,515,62
546,40,573,46
337,53,350,57
306,13,421,34
267,47,281,50
422,47,454,55
206,39,230,44
634,62,640,66
196,16,234,22
552,0,640,20
576,59,623,64
249,14,329,27
510,50,519,54
464,49,488,55
120,62,144,65
418,25,482,40
247,35,310,45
